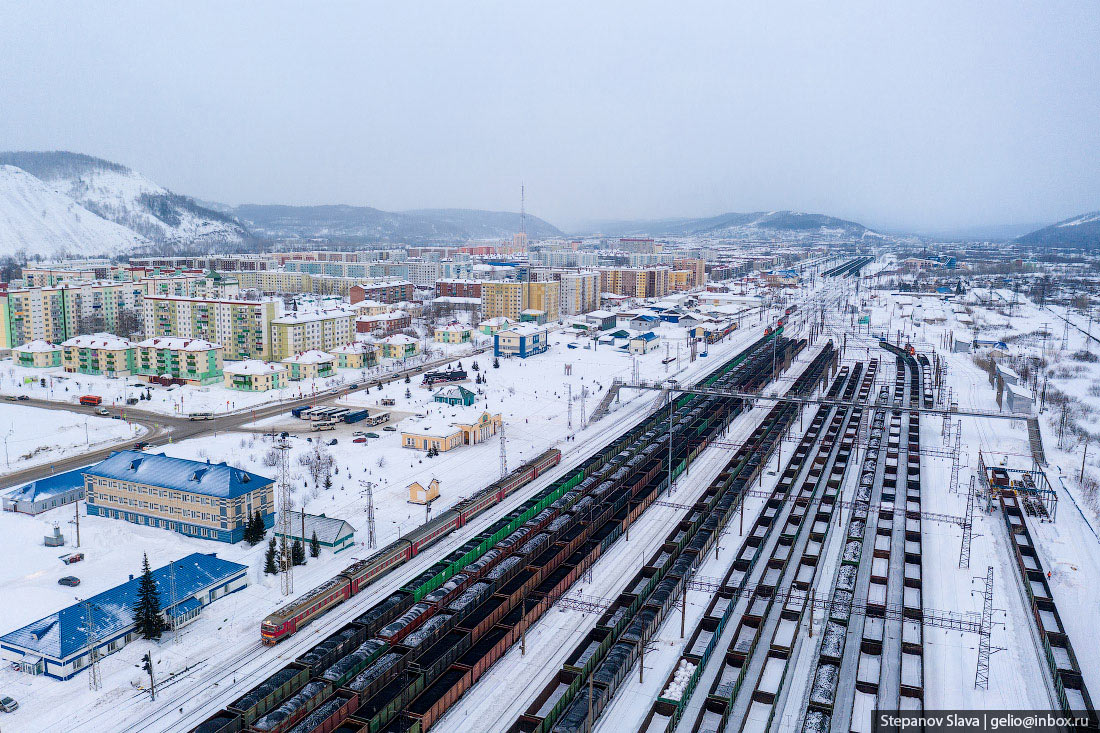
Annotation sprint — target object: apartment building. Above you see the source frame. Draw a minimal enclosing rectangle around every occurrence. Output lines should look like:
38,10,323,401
142,296,282,361
135,337,224,385
349,280,415,305
83,451,275,543
407,259,473,287
12,340,62,368
481,280,561,322
673,258,707,288
224,360,288,391
60,333,136,376
356,311,411,337
598,267,671,299
532,270,599,316
269,309,356,361
435,279,483,299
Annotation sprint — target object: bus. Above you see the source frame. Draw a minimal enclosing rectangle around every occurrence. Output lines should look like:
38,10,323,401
188,412,215,420
312,419,338,431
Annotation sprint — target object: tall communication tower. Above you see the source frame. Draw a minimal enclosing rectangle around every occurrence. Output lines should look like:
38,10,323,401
499,421,508,478
275,439,294,596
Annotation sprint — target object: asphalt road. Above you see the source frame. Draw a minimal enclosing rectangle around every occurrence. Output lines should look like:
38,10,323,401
0,344,492,489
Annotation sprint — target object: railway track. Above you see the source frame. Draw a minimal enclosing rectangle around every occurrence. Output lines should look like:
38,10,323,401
663,358,876,733
499,341,833,733
183,328,803,733
999,490,1097,721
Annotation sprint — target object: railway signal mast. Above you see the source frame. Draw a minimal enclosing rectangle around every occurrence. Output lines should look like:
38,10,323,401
276,439,294,596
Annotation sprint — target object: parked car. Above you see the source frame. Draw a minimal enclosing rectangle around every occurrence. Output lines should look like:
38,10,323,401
16,395,29,401
94,406,109,416
327,438,338,446
0,696,18,712
365,432,380,439
353,437,367,443
126,397,139,405
58,576,80,587
3,395,15,401
382,426,397,432
112,415,122,420
134,441,150,450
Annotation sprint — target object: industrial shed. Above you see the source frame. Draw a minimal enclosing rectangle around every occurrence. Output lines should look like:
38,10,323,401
274,511,356,553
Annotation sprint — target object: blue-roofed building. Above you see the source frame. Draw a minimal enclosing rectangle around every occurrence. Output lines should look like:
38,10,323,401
627,331,660,354
0,552,247,680
83,451,274,543
2,468,86,515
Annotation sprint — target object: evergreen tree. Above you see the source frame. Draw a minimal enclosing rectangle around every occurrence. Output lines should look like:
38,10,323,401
245,511,264,545
493,357,500,369
132,554,166,640
310,531,321,558
404,373,410,384
264,537,278,574
324,474,333,491
471,360,479,371
292,538,306,565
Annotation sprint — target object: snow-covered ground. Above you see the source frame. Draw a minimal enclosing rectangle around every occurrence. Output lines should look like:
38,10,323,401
0,289,795,733
0,404,144,476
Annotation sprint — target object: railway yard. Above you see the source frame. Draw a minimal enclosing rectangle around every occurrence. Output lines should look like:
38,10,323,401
4,257,1100,733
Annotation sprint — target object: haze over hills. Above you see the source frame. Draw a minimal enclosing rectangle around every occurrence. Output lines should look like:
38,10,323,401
0,164,149,259
1015,212,1100,248
577,210,881,240
232,204,563,242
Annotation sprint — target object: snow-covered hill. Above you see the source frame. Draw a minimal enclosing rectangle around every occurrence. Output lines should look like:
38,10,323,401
1016,211,1100,248
0,165,149,259
0,151,248,246
581,210,882,241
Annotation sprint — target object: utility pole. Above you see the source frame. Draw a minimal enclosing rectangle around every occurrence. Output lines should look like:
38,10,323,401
83,599,102,691
360,480,377,549
566,383,572,431
75,500,81,548
142,651,156,700
275,438,293,596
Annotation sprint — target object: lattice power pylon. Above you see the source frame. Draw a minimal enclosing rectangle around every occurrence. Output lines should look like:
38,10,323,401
959,474,976,569
949,424,962,494
276,439,294,596
973,566,1000,690
499,421,508,478
566,383,572,432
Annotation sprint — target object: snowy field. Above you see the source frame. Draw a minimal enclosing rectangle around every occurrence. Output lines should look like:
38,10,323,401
0,293,795,733
0,404,144,475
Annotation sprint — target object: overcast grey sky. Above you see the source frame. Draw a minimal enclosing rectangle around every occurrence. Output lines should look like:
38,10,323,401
2,1,1098,233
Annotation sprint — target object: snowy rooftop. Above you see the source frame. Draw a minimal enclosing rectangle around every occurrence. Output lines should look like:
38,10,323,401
478,317,514,326
282,350,336,365
12,339,60,353
84,451,274,498
329,342,376,354
275,511,355,545
4,468,85,503
500,324,548,337
272,308,354,324
381,334,418,345
435,324,471,333
357,311,409,322
224,359,287,375
136,337,221,351
60,333,133,350
0,553,246,662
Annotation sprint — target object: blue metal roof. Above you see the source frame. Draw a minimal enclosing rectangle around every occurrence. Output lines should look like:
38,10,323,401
5,468,85,503
1,553,246,661
83,451,273,499
633,332,658,342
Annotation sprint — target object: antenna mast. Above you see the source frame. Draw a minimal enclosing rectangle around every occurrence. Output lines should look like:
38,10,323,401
360,480,377,549
276,439,294,596
499,421,508,478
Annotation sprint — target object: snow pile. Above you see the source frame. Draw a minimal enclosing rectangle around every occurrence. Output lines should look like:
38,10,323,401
660,658,698,701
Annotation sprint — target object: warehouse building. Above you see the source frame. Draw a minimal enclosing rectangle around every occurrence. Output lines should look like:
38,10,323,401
83,451,274,543
0,553,247,680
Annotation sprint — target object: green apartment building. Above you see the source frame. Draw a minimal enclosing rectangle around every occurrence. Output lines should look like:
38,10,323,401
60,334,137,376
135,337,224,384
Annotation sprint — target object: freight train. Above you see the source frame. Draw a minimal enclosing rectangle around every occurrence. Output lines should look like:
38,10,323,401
261,448,561,644
194,326,795,733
